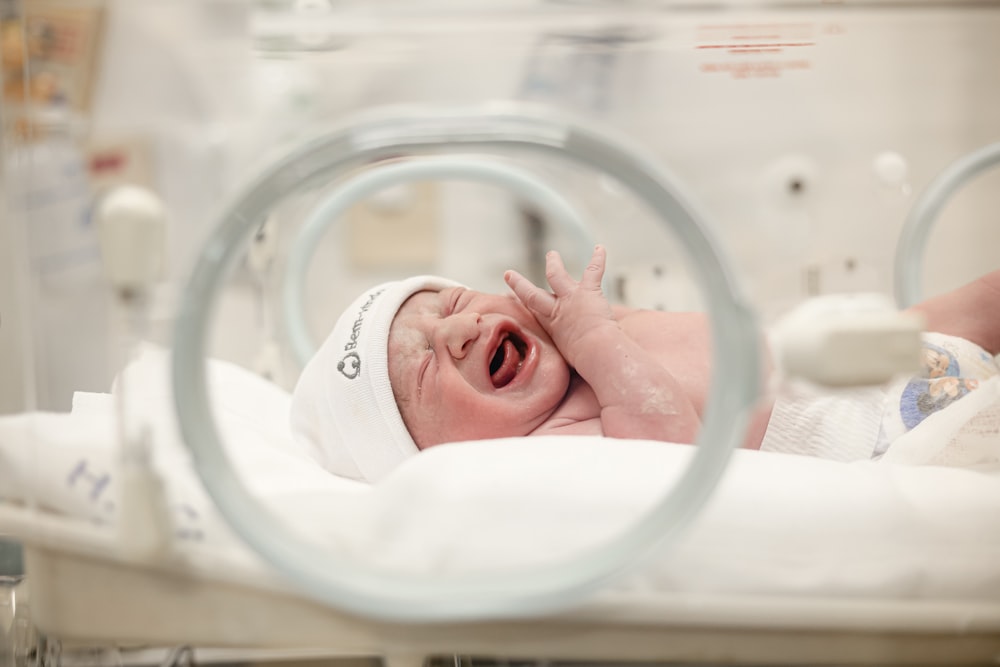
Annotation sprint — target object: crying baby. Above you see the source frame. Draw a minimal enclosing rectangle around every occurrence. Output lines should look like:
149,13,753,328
290,247,1000,482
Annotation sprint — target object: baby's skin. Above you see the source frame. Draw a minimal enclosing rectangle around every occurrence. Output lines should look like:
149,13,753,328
387,252,999,452
387,246,774,450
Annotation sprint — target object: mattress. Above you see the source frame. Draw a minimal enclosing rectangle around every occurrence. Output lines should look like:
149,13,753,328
1,345,999,644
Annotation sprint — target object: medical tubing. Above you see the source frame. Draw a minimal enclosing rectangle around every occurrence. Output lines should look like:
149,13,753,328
284,157,593,367
895,141,1000,308
173,106,762,622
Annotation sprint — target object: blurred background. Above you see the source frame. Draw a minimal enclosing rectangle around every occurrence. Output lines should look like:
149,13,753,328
2,0,999,413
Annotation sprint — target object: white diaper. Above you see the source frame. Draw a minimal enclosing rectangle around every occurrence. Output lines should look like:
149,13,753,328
874,332,999,457
759,384,887,461
761,333,999,462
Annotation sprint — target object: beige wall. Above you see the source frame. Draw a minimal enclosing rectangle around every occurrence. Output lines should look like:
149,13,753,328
6,1,1000,403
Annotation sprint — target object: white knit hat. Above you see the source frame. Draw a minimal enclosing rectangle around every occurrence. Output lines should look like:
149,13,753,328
290,275,462,482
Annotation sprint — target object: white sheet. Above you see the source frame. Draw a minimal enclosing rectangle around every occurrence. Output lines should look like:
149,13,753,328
2,345,999,624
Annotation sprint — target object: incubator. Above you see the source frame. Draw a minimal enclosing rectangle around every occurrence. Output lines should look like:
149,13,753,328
2,0,1000,665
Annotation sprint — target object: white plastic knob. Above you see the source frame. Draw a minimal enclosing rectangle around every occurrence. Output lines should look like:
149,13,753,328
96,186,167,292
771,293,925,387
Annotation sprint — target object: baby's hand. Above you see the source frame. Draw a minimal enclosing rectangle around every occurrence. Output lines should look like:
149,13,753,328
509,246,702,443
505,246,618,368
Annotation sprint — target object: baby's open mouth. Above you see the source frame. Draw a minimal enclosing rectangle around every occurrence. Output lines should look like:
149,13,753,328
489,333,527,388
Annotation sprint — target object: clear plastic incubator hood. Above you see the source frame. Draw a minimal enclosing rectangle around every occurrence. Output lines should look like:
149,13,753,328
2,1,1000,666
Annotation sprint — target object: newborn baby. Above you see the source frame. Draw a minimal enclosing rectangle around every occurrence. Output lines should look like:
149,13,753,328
385,246,754,450
291,247,1000,482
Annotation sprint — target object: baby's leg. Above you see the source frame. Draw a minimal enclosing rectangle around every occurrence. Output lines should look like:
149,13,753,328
908,269,1000,356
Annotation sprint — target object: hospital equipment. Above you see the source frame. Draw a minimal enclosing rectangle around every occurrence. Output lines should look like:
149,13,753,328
5,118,1000,664
94,184,174,562
3,1,1000,665
895,141,1000,308
173,105,762,620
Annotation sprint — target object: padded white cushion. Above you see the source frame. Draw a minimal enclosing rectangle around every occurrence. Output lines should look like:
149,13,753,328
2,345,1000,625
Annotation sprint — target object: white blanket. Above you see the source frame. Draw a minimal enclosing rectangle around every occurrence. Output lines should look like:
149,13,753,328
1,346,999,613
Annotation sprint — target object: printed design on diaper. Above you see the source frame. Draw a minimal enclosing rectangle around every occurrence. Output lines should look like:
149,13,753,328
898,341,980,430
922,342,959,379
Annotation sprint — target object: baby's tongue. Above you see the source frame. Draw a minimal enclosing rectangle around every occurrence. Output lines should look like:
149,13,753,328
491,338,519,388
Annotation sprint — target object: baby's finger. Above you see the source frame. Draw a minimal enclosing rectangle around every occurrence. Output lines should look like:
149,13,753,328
580,245,607,290
544,251,577,296
505,269,555,317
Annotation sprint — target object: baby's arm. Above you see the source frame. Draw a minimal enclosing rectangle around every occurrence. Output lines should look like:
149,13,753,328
505,246,701,443
909,268,1000,356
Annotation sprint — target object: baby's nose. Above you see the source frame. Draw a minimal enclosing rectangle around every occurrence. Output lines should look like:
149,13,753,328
440,312,481,359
